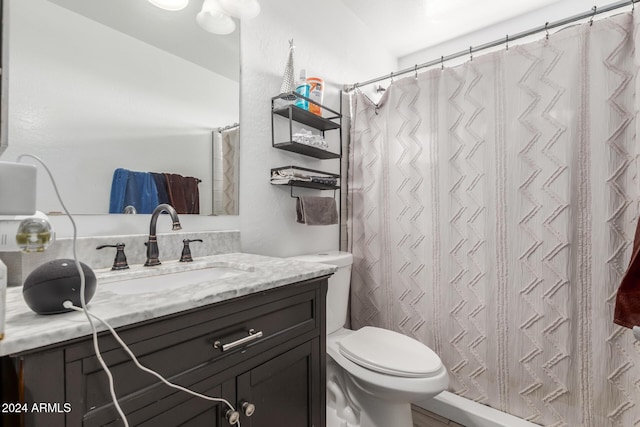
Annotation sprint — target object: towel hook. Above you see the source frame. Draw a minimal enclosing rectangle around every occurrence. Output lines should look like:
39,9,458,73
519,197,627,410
589,5,596,26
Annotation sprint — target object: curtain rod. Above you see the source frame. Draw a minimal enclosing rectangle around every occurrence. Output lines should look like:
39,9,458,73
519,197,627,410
217,122,239,132
344,0,637,92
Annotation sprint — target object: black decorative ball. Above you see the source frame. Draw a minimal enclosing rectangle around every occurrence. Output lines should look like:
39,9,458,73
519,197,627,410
23,259,97,315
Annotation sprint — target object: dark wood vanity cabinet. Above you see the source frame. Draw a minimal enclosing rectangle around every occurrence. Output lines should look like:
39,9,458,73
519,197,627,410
2,276,328,427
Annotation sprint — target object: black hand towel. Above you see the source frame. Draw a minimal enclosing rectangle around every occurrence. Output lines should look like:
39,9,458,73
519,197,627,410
296,196,338,225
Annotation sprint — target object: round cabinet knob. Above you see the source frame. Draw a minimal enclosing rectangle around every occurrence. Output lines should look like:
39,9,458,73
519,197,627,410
241,401,256,417
225,409,240,425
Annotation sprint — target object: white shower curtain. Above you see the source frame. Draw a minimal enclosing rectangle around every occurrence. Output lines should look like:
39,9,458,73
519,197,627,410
213,127,239,215
348,13,640,427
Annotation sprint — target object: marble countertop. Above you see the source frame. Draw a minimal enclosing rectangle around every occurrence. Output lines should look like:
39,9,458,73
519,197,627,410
0,253,336,356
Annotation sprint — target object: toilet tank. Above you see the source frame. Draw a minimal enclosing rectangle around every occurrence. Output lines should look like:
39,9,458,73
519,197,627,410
288,251,353,334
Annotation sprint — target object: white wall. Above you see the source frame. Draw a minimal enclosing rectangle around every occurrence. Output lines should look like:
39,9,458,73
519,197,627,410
23,0,396,257
238,0,396,257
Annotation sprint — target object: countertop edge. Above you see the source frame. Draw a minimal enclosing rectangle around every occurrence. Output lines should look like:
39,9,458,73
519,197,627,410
0,253,336,356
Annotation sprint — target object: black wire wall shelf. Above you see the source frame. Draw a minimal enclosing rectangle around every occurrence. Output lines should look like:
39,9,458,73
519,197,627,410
270,166,340,192
270,93,343,242
272,104,341,131
271,92,342,160
272,142,341,159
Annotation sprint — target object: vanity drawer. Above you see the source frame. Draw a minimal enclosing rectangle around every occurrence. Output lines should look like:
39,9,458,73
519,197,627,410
63,277,326,422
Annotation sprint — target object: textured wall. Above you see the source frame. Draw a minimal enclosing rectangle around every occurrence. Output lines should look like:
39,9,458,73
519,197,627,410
237,0,396,256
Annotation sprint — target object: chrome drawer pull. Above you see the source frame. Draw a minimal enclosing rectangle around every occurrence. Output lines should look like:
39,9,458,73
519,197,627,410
214,329,263,352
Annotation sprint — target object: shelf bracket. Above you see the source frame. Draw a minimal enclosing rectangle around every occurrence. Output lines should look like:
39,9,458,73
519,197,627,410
290,186,337,199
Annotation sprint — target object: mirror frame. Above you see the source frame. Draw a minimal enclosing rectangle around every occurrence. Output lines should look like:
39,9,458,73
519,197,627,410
0,0,7,157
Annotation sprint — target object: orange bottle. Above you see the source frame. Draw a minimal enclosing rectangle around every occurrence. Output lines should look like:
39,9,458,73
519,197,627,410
307,77,324,115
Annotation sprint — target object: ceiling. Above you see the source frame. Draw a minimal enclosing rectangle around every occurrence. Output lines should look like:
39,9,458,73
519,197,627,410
48,0,240,81
338,0,579,58
46,0,621,78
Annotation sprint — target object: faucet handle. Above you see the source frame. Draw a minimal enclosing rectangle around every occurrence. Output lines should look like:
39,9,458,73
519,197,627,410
180,239,203,262
96,243,129,270
123,205,137,214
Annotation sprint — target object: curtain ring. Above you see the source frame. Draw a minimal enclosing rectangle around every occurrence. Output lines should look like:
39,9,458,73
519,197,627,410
589,5,596,26
390,71,394,83
545,22,549,40
505,34,509,51
441,56,444,70
469,46,473,61
414,64,418,79
632,0,635,13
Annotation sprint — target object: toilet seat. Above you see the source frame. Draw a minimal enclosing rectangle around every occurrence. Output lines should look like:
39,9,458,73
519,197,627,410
338,326,442,378
327,328,449,403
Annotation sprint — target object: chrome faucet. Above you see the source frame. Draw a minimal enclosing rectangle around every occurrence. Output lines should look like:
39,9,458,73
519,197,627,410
144,204,182,267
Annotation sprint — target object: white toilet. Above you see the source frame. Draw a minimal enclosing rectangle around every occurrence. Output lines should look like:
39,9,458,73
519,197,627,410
290,251,449,427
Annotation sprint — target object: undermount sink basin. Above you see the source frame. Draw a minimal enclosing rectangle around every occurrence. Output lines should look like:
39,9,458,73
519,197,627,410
101,266,251,295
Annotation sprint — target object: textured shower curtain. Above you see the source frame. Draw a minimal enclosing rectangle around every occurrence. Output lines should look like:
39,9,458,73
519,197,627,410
348,13,640,427
213,127,239,215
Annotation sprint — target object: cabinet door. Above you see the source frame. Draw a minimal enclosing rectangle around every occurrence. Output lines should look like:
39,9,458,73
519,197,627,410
131,379,236,427
236,338,324,427
83,372,236,427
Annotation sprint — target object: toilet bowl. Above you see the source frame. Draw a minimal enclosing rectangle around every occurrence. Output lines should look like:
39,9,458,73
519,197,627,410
289,251,449,427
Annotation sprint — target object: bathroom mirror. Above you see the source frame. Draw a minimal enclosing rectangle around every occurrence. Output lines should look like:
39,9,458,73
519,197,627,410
2,0,240,215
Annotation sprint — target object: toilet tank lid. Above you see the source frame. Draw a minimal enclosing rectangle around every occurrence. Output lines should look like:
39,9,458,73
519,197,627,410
289,251,353,268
